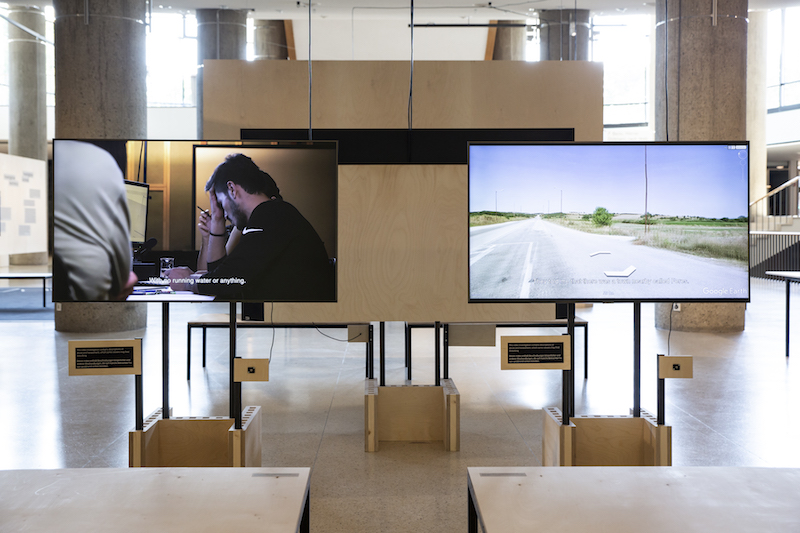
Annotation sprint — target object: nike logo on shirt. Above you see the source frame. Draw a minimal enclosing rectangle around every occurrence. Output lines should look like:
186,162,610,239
242,227,264,235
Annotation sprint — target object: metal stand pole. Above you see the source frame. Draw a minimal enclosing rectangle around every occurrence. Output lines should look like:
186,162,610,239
633,302,641,417
229,302,237,419
162,302,170,419
405,323,412,381
568,303,575,418
562,303,575,424
443,324,449,380
368,324,374,379
135,374,144,431
379,321,386,386
657,375,666,425
434,321,441,385
786,279,791,358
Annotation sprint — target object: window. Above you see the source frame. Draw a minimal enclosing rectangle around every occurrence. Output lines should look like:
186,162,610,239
767,7,800,112
146,13,197,107
592,14,652,129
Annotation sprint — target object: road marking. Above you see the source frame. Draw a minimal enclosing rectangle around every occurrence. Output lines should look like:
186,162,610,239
470,245,495,266
519,242,535,299
590,251,611,257
604,265,636,278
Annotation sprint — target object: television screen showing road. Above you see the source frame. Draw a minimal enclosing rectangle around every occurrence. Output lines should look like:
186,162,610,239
468,142,750,302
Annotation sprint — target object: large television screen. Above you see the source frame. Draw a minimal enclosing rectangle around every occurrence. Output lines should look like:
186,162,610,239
53,139,337,303
468,142,750,303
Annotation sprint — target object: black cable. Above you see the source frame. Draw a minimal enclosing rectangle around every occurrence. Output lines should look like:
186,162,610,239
487,4,531,18
308,1,313,141
664,0,670,142
668,303,673,355
268,301,276,360
136,141,145,183
675,0,683,141
408,0,414,133
313,326,364,342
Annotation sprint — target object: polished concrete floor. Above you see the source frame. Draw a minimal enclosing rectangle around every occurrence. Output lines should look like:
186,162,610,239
1,277,798,532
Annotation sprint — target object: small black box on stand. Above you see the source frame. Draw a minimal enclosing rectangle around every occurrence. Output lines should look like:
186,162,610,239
242,302,265,322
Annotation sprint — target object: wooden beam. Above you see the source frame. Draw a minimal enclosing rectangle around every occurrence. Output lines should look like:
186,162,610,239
284,20,296,60
485,20,498,60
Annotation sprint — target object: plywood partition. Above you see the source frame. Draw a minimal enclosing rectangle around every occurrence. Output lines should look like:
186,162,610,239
203,60,603,139
202,60,604,323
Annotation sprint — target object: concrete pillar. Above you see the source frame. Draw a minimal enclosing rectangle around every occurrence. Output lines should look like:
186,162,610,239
53,0,147,332
8,6,47,161
539,9,590,61
747,10,768,204
654,0,748,332
196,9,247,139
254,20,288,60
492,21,526,60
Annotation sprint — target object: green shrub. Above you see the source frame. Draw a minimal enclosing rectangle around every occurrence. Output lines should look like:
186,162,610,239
592,207,613,226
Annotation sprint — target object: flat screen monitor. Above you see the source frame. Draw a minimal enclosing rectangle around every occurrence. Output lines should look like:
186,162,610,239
468,142,750,303
53,139,337,303
124,180,149,244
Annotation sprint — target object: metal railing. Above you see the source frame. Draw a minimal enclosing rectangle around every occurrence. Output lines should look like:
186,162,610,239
750,176,800,278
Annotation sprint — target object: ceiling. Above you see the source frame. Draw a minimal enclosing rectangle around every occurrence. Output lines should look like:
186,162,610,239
7,0,800,20
767,142,800,166
6,0,799,160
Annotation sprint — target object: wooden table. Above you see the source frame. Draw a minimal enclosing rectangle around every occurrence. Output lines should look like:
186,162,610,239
1,467,311,532
0,271,52,307
467,466,800,532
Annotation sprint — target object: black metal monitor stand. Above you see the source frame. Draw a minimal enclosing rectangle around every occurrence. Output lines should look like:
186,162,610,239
633,302,641,418
562,303,576,425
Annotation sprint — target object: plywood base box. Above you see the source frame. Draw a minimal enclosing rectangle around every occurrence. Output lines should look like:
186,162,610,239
129,406,262,467
365,378,460,452
543,407,671,466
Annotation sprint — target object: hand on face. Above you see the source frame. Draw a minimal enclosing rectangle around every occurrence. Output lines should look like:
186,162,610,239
197,209,211,238
207,191,228,235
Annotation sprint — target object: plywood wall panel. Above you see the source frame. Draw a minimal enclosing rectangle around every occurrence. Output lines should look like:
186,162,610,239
413,61,603,140
204,60,603,141
312,62,410,128
272,164,554,323
203,61,311,139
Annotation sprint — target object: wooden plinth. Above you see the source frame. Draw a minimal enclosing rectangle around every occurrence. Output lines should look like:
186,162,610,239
365,378,460,452
129,406,262,467
543,407,670,466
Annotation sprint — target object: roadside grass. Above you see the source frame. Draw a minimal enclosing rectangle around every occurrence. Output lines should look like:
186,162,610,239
547,214,748,265
470,211,535,227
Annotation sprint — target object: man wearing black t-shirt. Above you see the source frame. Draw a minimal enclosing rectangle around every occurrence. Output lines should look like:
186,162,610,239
169,154,333,301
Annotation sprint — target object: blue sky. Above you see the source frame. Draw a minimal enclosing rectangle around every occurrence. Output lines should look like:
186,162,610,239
469,144,749,219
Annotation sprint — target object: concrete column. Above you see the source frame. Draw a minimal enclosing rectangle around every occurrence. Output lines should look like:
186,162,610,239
654,0,749,331
492,21,526,60
8,6,47,161
747,10,768,204
53,0,147,332
254,20,288,60
196,9,247,139
539,9,590,61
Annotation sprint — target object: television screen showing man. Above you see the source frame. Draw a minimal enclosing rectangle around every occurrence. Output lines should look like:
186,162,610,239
168,153,335,302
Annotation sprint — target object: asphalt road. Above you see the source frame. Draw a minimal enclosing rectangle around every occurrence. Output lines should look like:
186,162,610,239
469,217,749,301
